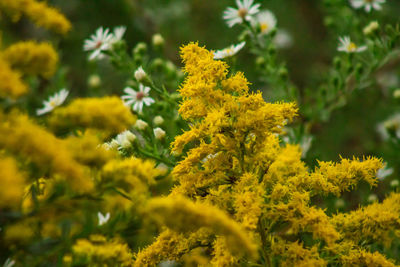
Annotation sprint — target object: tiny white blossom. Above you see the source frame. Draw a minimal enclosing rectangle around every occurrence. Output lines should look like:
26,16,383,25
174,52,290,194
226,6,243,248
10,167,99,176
350,0,385,12
88,74,101,88
135,119,149,130
111,26,126,44
223,0,261,28
84,27,114,60
274,30,293,49
3,259,15,267
390,179,399,188
337,36,367,53
134,66,147,83
100,142,112,151
334,199,345,209
153,115,164,126
97,212,110,226
110,140,120,150
363,21,379,35
214,42,246,59
115,130,136,149
367,194,378,203
255,10,276,35
36,89,69,116
154,127,166,140
377,164,394,180
152,33,165,47
121,84,155,113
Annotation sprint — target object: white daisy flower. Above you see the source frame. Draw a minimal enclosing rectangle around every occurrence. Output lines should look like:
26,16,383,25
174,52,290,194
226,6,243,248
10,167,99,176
213,42,246,59
83,27,114,61
111,26,126,44
97,212,110,226
337,36,367,53
115,130,136,149
223,0,261,28
121,84,155,113
349,0,385,12
36,88,69,116
255,10,277,35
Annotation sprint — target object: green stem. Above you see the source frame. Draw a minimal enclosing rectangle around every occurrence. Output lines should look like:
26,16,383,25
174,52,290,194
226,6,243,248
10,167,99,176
258,219,271,267
138,148,175,167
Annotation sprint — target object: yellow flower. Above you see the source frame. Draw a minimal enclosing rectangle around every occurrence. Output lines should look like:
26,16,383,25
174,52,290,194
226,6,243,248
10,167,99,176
0,0,71,34
0,111,93,193
0,156,26,209
48,96,136,135
3,41,58,78
0,56,27,99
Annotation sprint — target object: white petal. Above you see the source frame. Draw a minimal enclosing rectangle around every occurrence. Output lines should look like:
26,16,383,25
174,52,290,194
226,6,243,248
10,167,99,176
124,87,137,96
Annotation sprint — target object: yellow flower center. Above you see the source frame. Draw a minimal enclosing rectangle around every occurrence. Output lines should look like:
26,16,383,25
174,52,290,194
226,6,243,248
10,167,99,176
260,23,269,32
49,100,57,107
347,42,357,51
237,8,248,19
224,48,234,55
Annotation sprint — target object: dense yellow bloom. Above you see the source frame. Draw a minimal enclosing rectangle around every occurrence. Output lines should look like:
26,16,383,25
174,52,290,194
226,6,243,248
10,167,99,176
0,57,27,98
140,43,391,265
0,0,71,34
134,229,209,267
310,156,382,196
271,240,327,267
72,235,133,266
210,237,239,266
64,130,117,168
146,196,258,259
48,97,136,135
339,245,396,267
0,156,26,208
332,193,400,248
101,157,161,208
3,41,58,78
3,219,35,244
0,112,93,193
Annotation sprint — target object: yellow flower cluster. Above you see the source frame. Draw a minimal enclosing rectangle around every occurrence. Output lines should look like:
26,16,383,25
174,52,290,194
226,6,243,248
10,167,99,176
0,156,26,208
48,96,136,135
146,196,258,258
0,0,71,34
72,235,133,266
2,41,58,78
0,111,94,193
0,56,27,99
135,43,392,266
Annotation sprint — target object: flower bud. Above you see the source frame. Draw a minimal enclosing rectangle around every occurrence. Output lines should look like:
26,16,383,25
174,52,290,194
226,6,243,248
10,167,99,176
134,66,148,83
110,140,119,150
363,21,379,36
133,42,147,56
135,119,148,130
153,115,164,126
393,89,400,99
154,127,166,140
367,194,378,203
88,74,101,88
152,33,165,48
335,199,345,209
390,179,399,188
